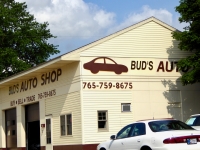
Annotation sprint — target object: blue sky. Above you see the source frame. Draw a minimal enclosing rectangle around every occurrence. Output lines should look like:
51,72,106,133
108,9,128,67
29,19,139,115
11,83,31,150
84,0,180,21
15,0,184,58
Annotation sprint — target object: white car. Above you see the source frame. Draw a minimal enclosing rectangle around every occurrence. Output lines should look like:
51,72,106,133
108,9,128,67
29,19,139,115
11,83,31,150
97,118,200,150
186,114,200,130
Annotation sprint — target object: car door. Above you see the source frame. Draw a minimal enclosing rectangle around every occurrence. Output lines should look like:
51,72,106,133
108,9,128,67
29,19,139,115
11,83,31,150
109,124,133,150
124,123,146,150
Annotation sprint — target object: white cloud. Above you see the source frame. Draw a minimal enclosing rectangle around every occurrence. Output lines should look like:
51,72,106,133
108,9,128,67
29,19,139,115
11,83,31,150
16,0,53,11
16,0,115,39
108,5,173,34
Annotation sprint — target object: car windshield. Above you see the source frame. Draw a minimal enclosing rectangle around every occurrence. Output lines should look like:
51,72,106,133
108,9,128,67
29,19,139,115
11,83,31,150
186,116,200,126
148,120,194,132
186,117,197,126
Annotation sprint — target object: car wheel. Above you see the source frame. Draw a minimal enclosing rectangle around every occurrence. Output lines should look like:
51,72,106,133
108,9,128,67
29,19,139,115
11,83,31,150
115,71,122,74
141,146,152,150
91,69,99,74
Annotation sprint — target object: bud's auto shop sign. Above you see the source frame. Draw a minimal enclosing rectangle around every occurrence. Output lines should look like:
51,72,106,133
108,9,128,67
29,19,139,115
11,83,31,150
131,60,186,72
9,68,62,95
82,57,187,75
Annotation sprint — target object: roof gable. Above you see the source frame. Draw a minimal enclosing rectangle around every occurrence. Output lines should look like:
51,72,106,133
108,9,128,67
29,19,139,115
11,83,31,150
61,17,178,60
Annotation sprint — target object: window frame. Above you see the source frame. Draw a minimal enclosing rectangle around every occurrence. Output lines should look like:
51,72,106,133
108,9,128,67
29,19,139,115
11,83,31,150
121,103,131,112
97,110,108,131
60,113,72,136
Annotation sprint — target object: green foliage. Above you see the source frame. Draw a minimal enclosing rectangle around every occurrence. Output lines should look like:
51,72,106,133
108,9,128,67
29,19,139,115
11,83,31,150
172,0,200,85
0,0,59,79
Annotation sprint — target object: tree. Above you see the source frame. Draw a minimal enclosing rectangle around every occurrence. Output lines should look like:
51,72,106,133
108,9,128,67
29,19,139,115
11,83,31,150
0,0,59,79
172,0,200,85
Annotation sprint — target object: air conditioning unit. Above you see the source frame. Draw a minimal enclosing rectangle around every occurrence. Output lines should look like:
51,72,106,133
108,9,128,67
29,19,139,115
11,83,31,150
121,103,131,112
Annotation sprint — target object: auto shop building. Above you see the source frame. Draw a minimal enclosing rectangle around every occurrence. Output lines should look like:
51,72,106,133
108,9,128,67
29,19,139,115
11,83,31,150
0,17,200,150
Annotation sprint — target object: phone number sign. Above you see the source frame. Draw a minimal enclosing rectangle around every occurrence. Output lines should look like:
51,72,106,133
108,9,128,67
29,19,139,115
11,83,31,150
82,81,133,90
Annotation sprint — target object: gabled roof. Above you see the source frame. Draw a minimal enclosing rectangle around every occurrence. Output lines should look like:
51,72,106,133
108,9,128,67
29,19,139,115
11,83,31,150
61,16,179,60
0,17,179,87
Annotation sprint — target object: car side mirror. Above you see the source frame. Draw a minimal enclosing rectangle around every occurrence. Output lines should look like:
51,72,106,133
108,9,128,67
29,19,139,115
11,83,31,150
110,135,116,140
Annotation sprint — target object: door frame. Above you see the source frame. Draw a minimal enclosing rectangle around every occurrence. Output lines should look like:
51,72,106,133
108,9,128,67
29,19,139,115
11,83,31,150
45,115,53,150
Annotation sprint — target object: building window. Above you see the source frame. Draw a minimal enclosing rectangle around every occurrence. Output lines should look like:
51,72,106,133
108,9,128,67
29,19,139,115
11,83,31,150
67,114,72,135
121,103,131,112
98,111,108,131
46,119,51,144
60,115,65,136
60,114,72,136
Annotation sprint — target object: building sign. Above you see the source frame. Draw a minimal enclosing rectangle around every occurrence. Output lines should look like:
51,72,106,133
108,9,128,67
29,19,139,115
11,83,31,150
131,60,188,72
9,68,62,95
82,81,133,90
83,57,128,74
82,57,187,76
10,89,56,106
131,61,153,71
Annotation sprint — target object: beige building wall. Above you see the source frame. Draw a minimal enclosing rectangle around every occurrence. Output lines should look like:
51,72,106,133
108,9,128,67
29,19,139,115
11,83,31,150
45,92,82,145
81,91,133,144
0,61,82,147
44,62,82,145
81,78,200,144
80,20,191,58
80,19,200,144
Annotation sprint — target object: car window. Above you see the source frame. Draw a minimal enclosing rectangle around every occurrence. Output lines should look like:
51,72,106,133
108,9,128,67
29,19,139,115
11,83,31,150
129,123,146,136
116,124,132,139
194,116,200,126
94,58,104,63
186,117,197,126
149,120,194,132
105,58,116,64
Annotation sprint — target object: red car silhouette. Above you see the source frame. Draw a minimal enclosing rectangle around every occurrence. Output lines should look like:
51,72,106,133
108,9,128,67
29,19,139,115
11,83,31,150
83,57,128,74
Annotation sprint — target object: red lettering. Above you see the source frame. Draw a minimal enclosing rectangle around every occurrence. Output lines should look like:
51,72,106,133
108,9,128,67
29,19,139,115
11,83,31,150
166,62,173,72
157,61,165,72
